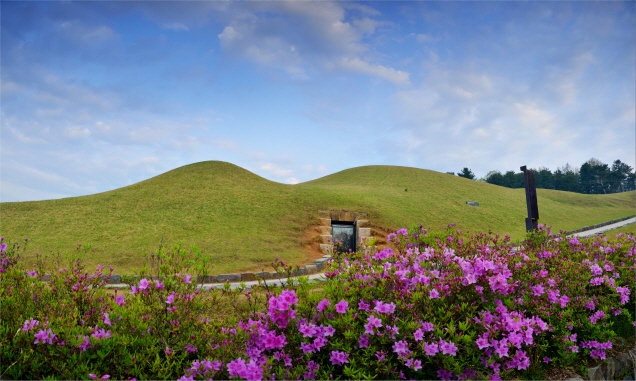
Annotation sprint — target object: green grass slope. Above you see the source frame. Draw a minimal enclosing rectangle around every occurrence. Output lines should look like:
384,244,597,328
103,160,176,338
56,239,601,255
1,161,634,274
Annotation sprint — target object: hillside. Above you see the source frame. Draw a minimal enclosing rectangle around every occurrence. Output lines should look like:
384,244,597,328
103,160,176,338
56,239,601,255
1,161,634,274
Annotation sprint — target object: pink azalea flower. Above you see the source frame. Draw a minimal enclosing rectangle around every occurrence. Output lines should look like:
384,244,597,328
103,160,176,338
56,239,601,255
115,295,125,306
22,318,39,332
531,284,544,296
138,278,150,291
78,335,91,353
183,274,192,284
364,315,382,335
476,335,490,349
317,299,331,312
424,341,439,356
358,300,370,311
298,322,319,338
330,350,349,366
590,264,603,276
406,358,422,371
33,328,55,345
103,312,111,326
322,324,335,337
335,300,349,314
227,358,247,378
392,340,411,358
374,300,396,314
421,322,434,332
413,328,424,342
300,341,314,354
439,340,457,356
91,327,111,340
313,336,327,351
494,339,509,358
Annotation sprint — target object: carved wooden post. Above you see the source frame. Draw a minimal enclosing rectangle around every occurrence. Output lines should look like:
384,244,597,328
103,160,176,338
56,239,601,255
521,165,539,232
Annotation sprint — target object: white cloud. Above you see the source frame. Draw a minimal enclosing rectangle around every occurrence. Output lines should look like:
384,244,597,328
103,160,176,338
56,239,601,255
3,125,48,145
59,21,117,44
339,57,410,85
260,163,293,177
0,80,24,97
513,102,556,138
286,177,299,184
217,2,409,84
64,126,91,139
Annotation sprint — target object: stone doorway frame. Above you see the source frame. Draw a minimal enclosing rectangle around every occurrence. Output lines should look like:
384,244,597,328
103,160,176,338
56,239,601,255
318,210,371,256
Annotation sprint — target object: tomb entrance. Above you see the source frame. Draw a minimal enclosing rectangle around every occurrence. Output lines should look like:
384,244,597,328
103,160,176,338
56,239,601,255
318,210,371,255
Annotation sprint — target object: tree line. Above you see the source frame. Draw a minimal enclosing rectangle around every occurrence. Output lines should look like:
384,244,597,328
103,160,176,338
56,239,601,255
448,158,635,194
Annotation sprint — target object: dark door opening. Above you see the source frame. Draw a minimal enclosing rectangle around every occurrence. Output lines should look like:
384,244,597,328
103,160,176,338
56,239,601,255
331,221,356,253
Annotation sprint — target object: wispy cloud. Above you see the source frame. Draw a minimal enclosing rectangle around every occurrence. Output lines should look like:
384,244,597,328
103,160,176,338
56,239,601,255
216,1,409,84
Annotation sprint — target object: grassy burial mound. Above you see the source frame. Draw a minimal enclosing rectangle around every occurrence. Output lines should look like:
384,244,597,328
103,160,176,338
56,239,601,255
1,161,634,274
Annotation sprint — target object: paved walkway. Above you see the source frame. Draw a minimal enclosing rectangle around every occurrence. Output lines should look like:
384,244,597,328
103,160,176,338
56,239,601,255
570,217,635,237
198,272,328,290
105,217,636,291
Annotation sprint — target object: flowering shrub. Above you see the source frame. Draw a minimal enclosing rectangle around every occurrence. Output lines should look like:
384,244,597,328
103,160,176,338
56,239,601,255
0,224,634,380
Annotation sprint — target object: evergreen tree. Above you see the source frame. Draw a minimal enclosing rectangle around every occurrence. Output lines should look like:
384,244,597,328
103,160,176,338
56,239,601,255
579,162,595,194
502,170,524,188
627,172,636,191
457,168,476,180
533,167,555,190
555,163,580,193
609,160,633,192
485,170,505,186
580,159,613,194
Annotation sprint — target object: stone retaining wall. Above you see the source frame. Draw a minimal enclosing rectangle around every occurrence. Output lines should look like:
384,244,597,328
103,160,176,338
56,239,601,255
36,254,334,285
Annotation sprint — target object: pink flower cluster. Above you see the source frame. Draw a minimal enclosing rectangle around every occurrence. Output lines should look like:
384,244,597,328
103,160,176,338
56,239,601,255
581,340,613,360
226,358,263,381
180,359,223,381
33,328,56,345
267,290,298,328
298,320,334,354
171,225,634,380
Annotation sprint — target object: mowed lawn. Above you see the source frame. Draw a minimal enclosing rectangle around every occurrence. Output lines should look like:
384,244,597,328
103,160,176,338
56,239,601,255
1,161,634,274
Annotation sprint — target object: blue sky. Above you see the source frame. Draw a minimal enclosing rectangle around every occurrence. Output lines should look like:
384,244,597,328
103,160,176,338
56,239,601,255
1,1,634,202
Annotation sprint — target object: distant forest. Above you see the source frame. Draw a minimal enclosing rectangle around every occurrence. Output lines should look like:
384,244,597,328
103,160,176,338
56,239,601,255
452,158,635,194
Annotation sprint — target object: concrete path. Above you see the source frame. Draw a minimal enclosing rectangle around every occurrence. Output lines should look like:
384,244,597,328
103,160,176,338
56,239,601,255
570,217,635,237
104,271,329,291
198,272,328,290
